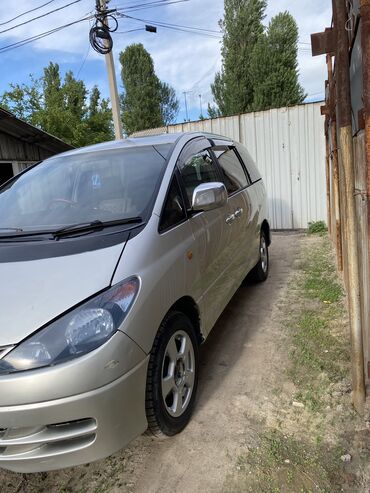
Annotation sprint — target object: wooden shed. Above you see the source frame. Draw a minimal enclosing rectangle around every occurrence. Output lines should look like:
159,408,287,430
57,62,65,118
0,107,73,186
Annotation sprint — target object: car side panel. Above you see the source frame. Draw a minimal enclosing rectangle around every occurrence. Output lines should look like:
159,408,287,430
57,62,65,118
112,140,269,354
111,215,203,353
250,179,269,247
186,205,232,336
225,188,254,285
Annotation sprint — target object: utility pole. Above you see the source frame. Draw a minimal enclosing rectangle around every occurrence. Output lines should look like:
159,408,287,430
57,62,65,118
183,91,190,122
98,0,123,140
199,94,203,119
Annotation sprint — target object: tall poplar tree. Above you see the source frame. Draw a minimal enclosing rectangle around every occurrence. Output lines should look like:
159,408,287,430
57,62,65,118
209,0,267,116
119,43,179,135
250,12,306,111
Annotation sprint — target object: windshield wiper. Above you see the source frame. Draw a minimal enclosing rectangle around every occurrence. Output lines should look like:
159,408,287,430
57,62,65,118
53,217,143,238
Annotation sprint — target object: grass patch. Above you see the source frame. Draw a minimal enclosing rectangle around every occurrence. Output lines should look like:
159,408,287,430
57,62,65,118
307,221,328,235
289,310,349,411
224,429,346,493
288,236,349,411
302,237,342,303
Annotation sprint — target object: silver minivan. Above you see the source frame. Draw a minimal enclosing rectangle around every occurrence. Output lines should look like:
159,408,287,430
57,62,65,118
0,132,270,472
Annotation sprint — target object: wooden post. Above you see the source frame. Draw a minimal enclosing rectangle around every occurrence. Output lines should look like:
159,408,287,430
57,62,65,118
331,120,343,271
334,0,365,412
325,118,332,236
327,54,343,270
360,0,370,380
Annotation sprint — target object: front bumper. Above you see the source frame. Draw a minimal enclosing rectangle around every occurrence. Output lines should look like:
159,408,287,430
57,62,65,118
0,356,149,473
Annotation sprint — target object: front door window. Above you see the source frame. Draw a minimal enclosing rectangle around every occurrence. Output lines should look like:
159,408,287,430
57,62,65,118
178,146,219,206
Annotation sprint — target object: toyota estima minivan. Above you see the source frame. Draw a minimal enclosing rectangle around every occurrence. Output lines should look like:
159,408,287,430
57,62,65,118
0,132,270,472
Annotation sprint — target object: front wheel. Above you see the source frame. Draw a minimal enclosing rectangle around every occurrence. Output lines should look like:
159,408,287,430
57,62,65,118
249,230,269,282
145,311,199,437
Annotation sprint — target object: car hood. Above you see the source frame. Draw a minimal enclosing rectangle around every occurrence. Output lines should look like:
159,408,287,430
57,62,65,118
0,243,125,346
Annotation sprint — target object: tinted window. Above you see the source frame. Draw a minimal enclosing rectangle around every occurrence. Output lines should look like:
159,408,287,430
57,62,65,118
214,147,249,195
178,149,219,204
235,143,261,183
159,177,186,232
0,147,166,232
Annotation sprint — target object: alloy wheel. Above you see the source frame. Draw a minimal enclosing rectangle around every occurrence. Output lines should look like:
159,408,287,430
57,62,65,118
161,330,195,418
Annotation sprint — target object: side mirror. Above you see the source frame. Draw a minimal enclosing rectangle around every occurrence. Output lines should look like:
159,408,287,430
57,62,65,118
191,182,228,212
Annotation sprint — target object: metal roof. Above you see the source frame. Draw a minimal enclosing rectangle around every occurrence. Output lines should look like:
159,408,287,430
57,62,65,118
0,107,74,156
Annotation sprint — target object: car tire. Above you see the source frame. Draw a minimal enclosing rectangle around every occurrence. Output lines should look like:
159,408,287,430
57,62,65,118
145,311,199,437
249,230,269,282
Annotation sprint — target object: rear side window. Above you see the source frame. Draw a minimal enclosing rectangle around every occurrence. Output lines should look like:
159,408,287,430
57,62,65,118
213,147,249,195
159,176,186,232
235,143,261,184
178,149,219,205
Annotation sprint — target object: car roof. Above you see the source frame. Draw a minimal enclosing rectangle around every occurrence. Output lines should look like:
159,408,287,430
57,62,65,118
48,132,234,159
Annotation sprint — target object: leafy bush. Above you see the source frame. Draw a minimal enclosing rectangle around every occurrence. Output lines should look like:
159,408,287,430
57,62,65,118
308,220,327,235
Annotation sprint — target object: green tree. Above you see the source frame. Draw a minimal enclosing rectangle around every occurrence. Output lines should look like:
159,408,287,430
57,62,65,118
119,43,179,134
1,76,42,125
1,62,113,147
120,44,163,135
160,82,179,126
86,86,114,145
209,0,267,117
207,101,221,119
250,12,306,111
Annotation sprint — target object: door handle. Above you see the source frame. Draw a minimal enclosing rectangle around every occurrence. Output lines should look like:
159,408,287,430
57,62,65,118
234,207,243,218
225,213,235,225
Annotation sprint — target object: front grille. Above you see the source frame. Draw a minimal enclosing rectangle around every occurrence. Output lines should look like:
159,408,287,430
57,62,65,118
0,418,97,459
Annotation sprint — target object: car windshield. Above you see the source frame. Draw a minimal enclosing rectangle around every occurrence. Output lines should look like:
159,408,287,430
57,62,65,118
0,146,167,233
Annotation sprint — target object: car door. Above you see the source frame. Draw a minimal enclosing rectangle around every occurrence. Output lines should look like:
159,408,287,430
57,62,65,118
176,137,232,335
212,144,255,286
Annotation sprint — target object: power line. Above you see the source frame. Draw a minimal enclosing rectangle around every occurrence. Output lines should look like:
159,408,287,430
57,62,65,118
0,0,58,27
116,27,146,33
0,15,93,54
116,0,190,13
115,0,186,10
116,25,157,33
76,17,93,79
0,0,83,35
118,14,222,38
124,17,221,33
157,24,221,38
115,0,174,8
117,23,221,38
76,43,91,78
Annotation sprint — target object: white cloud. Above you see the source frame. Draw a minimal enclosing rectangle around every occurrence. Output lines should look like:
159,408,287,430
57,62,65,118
0,0,332,114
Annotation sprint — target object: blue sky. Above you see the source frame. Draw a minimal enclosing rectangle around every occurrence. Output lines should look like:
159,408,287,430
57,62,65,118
0,0,332,124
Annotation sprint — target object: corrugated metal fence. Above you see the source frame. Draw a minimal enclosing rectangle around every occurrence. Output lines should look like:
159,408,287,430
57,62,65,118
134,102,326,230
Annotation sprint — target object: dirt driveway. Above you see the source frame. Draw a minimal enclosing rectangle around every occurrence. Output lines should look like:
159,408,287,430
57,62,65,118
131,232,301,492
2,232,369,492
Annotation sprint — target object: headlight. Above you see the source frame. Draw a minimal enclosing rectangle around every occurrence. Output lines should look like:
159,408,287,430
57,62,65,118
0,277,139,375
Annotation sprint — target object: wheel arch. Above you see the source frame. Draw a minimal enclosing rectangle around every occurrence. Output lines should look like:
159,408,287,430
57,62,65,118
167,296,203,345
261,219,271,246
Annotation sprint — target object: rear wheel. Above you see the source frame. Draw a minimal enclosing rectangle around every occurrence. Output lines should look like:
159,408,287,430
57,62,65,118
145,311,199,437
249,230,269,282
